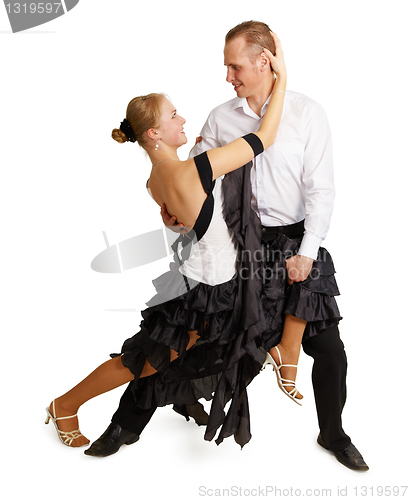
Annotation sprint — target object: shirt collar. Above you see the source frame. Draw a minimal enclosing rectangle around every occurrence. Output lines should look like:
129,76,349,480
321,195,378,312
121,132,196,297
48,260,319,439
231,95,272,119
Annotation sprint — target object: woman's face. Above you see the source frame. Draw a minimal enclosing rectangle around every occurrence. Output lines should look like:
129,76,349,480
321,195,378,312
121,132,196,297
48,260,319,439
157,97,187,148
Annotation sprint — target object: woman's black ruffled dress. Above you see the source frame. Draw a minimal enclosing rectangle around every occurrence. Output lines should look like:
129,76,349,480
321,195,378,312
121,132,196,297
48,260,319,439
113,151,341,448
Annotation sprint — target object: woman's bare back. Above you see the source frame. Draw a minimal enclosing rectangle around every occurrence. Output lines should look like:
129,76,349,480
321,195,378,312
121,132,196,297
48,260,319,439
147,158,208,229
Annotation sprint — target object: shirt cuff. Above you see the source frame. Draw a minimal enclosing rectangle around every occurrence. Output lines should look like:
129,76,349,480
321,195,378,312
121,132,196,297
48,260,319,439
297,232,323,260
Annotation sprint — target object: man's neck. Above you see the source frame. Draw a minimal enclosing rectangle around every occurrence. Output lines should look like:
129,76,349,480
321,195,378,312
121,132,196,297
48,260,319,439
246,77,276,117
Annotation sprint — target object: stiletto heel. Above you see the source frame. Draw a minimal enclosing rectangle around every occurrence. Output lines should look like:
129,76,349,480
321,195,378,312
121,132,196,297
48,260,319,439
262,346,302,406
45,400,89,447
262,352,274,370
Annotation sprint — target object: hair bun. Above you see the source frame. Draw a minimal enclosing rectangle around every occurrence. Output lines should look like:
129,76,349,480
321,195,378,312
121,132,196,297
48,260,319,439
111,128,128,143
113,93,164,149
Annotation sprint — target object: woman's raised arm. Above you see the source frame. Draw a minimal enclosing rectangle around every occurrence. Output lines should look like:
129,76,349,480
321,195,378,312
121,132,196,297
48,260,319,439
206,32,287,180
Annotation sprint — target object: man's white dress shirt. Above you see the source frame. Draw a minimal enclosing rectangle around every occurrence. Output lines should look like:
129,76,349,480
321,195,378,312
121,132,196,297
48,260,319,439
190,90,335,260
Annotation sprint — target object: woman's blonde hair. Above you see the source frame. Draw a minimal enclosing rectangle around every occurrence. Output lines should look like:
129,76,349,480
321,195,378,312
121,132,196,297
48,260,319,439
112,93,165,148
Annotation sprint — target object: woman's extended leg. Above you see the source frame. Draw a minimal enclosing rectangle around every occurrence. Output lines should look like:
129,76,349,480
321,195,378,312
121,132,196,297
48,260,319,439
269,314,306,401
48,330,200,447
48,356,134,446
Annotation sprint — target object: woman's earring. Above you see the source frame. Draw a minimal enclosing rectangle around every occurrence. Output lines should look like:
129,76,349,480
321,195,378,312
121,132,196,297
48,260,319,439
155,141,159,151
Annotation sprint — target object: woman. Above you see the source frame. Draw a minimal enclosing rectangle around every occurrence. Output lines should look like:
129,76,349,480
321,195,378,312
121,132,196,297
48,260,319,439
46,33,286,449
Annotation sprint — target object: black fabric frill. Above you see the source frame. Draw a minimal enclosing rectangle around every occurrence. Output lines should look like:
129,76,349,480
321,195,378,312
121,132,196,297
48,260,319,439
260,232,342,352
113,161,342,448
113,161,269,448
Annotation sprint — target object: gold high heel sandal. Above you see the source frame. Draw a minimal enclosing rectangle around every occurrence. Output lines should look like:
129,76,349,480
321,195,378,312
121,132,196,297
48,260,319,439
45,400,88,447
262,345,302,406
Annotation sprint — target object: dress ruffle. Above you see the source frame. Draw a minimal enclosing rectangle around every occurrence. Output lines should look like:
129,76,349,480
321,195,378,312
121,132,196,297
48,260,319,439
118,270,238,383
112,161,342,449
114,264,264,447
113,161,268,448
260,233,342,351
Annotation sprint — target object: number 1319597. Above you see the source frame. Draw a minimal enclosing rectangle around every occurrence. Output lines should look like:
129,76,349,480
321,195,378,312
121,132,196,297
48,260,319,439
5,3,63,14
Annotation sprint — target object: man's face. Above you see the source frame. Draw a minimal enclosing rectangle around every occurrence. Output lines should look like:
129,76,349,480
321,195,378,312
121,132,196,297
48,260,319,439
224,36,262,99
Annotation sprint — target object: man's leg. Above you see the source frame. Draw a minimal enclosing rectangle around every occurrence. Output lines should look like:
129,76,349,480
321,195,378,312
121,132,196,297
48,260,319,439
85,380,209,457
85,382,157,457
302,325,369,471
111,383,157,434
302,325,350,451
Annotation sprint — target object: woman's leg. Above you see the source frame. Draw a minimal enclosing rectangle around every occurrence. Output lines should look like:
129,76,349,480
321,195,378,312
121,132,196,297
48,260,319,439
49,356,135,446
49,330,200,446
269,314,306,400
141,329,200,375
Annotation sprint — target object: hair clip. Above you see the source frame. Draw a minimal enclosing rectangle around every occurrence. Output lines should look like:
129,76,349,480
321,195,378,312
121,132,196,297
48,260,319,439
120,118,136,143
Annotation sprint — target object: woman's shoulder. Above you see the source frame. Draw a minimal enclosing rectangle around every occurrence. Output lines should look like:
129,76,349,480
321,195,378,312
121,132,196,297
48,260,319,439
154,158,199,193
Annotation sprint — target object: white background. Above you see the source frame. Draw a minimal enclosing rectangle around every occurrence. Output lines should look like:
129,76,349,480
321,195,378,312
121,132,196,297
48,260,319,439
1,0,408,498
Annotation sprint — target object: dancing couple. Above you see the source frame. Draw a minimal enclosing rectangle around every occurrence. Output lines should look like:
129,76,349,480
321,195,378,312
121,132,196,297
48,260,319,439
46,22,368,472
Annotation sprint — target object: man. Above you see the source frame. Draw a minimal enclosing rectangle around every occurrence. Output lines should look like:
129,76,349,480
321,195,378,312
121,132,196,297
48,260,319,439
85,21,368,472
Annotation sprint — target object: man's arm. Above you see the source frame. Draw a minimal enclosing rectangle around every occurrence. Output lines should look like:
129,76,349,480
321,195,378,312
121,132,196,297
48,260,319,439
188,112,222,158
286,103,335,283
299,103,335,259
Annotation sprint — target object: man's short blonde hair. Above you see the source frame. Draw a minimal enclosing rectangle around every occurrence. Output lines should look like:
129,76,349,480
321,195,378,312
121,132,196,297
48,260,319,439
225,21,276,62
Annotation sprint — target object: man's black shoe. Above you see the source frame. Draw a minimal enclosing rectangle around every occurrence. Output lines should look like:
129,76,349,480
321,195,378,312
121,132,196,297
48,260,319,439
84,423,139,457
317,434,369,471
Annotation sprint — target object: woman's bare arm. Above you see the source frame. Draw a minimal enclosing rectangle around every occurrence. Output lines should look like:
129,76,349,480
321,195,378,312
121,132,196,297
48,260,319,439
207,32,286,180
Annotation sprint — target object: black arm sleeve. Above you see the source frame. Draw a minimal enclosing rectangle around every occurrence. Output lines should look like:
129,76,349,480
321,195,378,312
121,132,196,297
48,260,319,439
242,133,264,157
194,133,263,191
193,151,214,194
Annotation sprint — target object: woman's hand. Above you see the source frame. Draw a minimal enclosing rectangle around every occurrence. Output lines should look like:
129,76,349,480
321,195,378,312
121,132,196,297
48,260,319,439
264,32,286,82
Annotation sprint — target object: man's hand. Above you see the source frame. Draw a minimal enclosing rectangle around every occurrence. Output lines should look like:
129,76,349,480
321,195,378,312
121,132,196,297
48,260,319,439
160,203,188,234
189,136,203,155
286,255,314,285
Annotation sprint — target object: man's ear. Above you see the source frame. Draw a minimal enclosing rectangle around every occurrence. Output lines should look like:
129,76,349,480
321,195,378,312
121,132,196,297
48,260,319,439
259,52,271,73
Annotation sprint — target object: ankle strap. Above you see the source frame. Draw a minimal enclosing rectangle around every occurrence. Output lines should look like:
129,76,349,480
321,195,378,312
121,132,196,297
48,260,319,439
274,346,298,369
51,400,77,421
